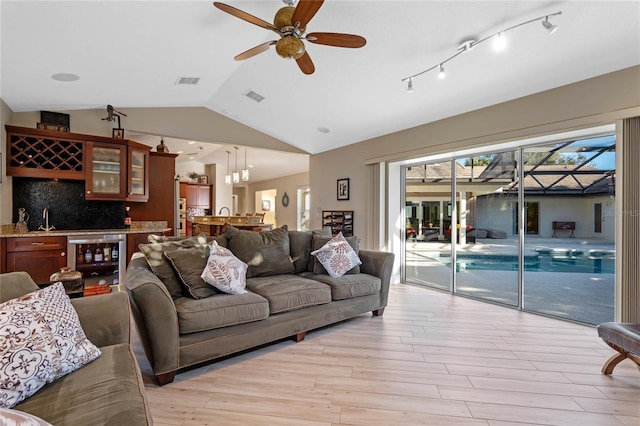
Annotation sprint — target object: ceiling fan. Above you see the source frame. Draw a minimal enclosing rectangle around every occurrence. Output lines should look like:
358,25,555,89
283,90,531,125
213,0,366,75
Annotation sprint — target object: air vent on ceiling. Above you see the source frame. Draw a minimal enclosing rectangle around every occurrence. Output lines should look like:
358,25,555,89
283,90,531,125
243,90,265,103
175,76,200,85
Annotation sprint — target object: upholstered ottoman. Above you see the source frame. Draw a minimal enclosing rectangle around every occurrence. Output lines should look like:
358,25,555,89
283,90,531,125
596,322,640,374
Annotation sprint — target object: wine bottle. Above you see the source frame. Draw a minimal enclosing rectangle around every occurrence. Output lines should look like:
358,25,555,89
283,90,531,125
77,244,84,265
103,243,111,262
94,244,103,262
111,244,119,261
84,246,93,263
124,206,131,228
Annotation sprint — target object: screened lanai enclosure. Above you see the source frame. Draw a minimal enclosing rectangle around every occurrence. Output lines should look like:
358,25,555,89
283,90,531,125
403,133,616,325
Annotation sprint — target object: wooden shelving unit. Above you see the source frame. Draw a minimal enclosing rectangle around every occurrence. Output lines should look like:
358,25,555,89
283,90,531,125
322,210,354,237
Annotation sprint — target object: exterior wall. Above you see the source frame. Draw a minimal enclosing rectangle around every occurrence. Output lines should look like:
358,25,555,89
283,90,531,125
474,195,616,241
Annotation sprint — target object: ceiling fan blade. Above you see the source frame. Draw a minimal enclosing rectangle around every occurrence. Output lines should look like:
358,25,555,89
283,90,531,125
306,32,366,48
213,2,278,32
296,51,315,75
291,0,324,29
234,41,276,61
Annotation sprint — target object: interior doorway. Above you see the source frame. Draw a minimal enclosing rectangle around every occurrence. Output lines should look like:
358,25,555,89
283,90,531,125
255,189,277,227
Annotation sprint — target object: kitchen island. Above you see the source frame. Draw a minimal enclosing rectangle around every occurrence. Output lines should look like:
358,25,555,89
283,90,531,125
192,215,273,237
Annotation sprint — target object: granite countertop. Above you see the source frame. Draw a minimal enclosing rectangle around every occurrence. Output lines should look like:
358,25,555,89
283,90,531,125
0,221,171,238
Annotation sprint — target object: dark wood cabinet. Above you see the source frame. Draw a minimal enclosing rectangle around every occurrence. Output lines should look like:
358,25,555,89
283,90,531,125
181,182,212,209
6,125,150,202
5,236,67,285
131,152,178,232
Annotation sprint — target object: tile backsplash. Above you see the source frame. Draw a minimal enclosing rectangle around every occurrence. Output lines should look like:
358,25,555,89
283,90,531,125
12,177,125,230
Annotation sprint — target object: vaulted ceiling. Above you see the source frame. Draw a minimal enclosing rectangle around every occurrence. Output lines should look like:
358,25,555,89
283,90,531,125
2,1,639,164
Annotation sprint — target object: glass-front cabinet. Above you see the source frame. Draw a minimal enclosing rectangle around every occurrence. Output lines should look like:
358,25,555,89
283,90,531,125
85,142,127,200
86,141,150,202
127,147,149,202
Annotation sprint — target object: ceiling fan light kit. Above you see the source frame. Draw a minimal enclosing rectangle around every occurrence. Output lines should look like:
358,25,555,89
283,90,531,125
213,0,367,74
402,11,562,91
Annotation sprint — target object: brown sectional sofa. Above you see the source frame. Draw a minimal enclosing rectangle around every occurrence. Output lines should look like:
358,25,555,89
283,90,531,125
125,227,394,385
0,272,152,425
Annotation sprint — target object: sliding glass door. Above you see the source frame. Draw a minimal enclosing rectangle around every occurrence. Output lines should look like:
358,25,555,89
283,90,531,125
402,133,616,325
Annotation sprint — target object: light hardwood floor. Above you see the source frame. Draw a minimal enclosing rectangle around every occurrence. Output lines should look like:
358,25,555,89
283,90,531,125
133,283,640,425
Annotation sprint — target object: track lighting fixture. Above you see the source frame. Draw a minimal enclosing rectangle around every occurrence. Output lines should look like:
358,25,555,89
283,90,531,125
225,150,231,185
402,10,561,90
242,147,250,182
542,16,558,34
233,146,240,184
407,77,414,92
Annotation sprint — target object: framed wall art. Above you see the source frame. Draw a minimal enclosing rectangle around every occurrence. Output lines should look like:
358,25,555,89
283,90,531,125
112,128,125,139
337,178,350,201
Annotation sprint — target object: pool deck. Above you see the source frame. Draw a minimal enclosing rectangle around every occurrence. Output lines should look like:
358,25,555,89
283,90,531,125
404,236,615,325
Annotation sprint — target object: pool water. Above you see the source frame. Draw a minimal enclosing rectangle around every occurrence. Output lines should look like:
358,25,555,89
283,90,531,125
439,251,615,274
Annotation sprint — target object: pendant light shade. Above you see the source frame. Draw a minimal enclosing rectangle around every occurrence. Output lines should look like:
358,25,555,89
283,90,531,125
242,148,250,182
232,146,240,184
224,150,231,185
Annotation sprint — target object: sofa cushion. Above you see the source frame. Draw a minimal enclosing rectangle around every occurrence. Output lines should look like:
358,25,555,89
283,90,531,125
174,292,269,334
13,343,151,426
164,248,217,299
312,233,361,276
0,283,102,409
246,275,332,314
225,225,295,278
311,273,381,300
138,234,210,299
201,241,249,295
289,229,332,274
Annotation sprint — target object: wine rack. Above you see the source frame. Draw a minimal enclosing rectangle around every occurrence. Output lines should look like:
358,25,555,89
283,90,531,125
7,131,85,179
322,210,354,237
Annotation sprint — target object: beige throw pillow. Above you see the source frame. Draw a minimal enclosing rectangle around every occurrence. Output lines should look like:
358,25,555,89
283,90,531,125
201,241,248,295
311,232,362,278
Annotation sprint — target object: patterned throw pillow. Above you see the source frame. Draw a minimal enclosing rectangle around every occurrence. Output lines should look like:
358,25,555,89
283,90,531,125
201,241,248,295
0,283,101,409
311,232,362,278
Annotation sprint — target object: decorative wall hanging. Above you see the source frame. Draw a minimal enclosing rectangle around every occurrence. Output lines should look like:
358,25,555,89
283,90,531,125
337,178,350,201
282,192,290,207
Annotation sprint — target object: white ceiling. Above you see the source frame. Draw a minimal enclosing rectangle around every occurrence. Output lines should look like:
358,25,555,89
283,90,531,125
2,1,639,178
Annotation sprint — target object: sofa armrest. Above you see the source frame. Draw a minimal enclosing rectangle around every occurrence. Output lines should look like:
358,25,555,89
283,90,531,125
125,255,180,377
358,249,395,308
71,291,130,347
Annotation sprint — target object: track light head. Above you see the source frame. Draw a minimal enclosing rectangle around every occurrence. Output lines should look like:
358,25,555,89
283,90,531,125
407,77,414,93
542,16,558,34
438,64,445,79
493,32,506,51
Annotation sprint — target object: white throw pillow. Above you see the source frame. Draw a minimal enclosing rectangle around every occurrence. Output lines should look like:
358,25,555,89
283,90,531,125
0,283,101,409
201,241,248,295
311,232,362,278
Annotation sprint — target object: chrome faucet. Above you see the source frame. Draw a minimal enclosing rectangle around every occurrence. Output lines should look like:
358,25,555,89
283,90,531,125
38,208,56,232
218,207,230,217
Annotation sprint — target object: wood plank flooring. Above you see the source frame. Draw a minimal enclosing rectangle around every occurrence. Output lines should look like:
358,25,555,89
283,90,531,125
133,283,640,425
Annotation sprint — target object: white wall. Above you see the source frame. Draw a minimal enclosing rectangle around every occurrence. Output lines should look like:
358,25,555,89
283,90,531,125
249,172,309,230
310,66,640,250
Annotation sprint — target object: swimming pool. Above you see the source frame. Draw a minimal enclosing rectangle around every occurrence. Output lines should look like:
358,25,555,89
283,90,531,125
438,250,615,274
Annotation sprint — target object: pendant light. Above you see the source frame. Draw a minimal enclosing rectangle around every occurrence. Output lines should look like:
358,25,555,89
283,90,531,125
242,147,250,182
232,146,240,184
224,150,231,185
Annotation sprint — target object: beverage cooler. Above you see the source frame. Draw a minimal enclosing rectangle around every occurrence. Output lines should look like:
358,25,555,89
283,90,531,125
67,234,126,293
